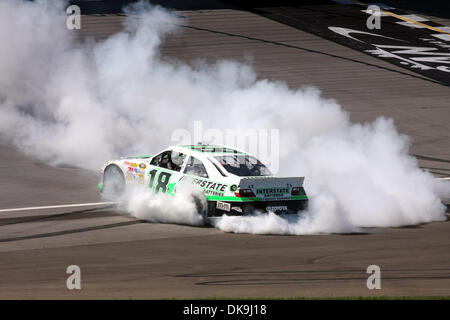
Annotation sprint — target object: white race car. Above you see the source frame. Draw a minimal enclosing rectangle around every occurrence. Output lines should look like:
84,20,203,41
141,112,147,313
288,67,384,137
98,144,308,219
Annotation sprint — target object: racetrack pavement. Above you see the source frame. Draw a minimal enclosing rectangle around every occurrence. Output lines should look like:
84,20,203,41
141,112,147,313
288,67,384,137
0,2,449,298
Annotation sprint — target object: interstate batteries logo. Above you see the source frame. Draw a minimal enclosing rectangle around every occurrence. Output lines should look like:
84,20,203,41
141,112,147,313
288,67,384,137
186,177,228,197
256,187,289,198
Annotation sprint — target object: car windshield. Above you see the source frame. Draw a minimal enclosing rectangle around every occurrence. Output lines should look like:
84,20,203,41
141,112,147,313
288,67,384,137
214,155,271,177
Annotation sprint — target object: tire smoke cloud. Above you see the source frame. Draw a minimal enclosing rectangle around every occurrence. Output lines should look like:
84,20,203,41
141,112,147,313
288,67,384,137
0,0,447,234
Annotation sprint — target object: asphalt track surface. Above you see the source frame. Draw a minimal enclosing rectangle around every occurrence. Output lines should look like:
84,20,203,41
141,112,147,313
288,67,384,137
0,1,449,298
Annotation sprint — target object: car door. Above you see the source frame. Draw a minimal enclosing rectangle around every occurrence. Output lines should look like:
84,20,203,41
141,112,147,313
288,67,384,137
183,156,209,179
146,150,187,195
181,156,230,198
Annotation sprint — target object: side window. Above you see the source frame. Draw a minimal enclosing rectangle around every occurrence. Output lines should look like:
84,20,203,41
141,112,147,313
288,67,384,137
184,156,209,178
169,151,186,172
150,151,167,167
150,150,186,172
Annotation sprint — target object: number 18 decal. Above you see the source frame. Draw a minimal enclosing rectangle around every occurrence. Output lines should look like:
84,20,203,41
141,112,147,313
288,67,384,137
148,169,172,193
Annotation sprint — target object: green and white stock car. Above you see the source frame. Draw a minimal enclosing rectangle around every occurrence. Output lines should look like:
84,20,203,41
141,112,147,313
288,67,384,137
98,144,308,220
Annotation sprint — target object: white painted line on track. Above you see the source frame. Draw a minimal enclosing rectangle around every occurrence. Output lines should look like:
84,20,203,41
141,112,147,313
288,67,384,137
0,202,117,213
0,177,448,213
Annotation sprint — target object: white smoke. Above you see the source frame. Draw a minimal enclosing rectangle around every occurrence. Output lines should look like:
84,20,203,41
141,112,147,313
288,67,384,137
0,0,448,234
119,184,205,226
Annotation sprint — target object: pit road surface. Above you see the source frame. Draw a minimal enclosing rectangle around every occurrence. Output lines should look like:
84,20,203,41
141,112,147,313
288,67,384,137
0,2,449,298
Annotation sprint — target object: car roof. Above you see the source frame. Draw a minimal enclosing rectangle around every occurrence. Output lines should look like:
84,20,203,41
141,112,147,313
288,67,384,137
177,144,247,156
139,144,259,178
123,144,250,162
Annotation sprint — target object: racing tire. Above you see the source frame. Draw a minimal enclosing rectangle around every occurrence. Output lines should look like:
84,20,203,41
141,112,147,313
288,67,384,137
193,194,209,225
102,165,125,200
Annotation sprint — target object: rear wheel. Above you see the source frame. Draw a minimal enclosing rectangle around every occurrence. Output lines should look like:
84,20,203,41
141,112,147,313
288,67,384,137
193,194,208,225
102,165,125,200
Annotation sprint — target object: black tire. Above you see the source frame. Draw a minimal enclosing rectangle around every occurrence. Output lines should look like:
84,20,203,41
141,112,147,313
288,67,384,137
102,165,125,200
193,194,208,225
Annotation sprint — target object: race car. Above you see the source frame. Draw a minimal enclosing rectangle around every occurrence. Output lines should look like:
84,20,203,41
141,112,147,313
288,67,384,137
98,144,308,220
